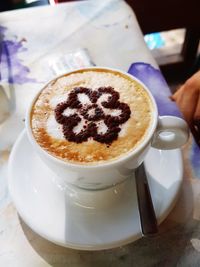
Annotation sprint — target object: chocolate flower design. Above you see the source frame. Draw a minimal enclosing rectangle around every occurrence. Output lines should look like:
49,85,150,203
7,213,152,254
55,87,131,144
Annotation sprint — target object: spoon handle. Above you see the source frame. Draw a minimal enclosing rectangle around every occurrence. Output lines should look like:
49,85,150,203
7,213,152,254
135,163,158,236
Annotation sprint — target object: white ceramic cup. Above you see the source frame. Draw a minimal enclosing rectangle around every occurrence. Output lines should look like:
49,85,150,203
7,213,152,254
26,67,189,190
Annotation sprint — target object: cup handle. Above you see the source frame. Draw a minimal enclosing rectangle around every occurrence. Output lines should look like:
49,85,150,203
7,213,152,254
151,116,189,150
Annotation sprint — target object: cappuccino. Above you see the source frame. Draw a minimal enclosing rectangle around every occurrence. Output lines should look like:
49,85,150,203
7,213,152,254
31,69,153,164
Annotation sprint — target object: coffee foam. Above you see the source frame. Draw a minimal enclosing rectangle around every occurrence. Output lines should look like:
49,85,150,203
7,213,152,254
73,116,86,134
49,94,68,109
47,115,65,140
77,93,91,105
31,69,153,164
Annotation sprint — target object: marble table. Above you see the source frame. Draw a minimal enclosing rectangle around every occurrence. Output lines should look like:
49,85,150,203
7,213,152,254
0,0,200,266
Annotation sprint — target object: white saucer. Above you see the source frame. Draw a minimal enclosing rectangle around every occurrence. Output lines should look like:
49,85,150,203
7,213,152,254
8,130,183,250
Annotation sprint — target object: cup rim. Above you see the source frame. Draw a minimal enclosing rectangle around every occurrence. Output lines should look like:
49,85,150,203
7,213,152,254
26,66,158,169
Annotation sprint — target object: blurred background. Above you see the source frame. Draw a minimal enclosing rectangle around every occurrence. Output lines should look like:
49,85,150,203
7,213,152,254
0,0,200,91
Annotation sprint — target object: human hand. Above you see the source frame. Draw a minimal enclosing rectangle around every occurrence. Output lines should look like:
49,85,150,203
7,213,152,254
171,71,200,130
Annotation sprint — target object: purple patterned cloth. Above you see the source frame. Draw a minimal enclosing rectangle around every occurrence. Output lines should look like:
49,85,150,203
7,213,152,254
128,62,182,117
0,26,36,84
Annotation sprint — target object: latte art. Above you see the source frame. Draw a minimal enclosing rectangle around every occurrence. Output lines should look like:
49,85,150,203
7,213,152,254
31,69,153,164
55,87,131,144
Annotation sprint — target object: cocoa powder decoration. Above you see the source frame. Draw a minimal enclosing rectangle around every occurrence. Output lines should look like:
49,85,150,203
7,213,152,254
55,87,131,144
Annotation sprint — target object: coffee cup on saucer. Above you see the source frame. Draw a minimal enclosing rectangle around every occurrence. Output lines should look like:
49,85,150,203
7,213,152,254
26,67,189,190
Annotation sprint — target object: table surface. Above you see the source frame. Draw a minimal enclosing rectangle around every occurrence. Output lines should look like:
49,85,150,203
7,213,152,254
1,0,200,266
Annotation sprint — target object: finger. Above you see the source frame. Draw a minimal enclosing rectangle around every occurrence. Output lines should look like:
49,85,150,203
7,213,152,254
193,93,200,133
175,89,198,125
194,94,200,119
189,70,200,85
171,85,184,101
173,70,200,100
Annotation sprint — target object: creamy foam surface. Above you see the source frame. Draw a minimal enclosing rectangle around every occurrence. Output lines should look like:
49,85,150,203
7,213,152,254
31,69,154,164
